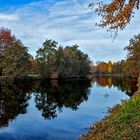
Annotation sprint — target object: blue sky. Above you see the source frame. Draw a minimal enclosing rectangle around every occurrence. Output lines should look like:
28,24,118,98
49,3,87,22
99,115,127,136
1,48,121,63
0,0,140,63
0,0,38,6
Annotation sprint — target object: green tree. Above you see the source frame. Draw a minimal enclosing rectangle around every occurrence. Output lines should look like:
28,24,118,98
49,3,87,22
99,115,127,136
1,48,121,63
57,45,91,78
36,39,58,77
36,40,91,78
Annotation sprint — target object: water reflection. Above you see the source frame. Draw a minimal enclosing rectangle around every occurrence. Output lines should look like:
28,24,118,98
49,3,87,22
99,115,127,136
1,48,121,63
0,79,91,127
91,76,137,96
34,80,91,119
0,77,137,129
0,84,30,128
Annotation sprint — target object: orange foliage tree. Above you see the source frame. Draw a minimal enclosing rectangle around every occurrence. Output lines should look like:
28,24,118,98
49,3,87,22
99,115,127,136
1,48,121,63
0,28,17,54
89,0,139,32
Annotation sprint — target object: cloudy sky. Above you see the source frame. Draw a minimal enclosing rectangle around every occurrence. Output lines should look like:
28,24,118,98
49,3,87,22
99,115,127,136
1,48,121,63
0,0,140,63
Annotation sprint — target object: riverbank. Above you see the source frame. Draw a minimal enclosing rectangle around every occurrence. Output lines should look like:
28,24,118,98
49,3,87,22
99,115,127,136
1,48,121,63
0,74,136,82
0,75,42,82
80,79,140,140
0,75,90,83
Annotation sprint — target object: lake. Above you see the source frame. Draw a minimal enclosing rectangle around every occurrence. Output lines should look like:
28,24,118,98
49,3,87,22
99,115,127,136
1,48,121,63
0,77,137,140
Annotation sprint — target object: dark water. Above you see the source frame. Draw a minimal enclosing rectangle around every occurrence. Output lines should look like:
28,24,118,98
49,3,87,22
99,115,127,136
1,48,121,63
0,77,137,140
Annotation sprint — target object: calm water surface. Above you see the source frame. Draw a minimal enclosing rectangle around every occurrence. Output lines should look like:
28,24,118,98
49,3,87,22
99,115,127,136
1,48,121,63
0,77,137,140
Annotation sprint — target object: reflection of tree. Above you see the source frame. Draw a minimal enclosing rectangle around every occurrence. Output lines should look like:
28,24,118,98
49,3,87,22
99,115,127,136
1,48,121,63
92,76,137,96
34,80,91,119
92,76,113,88
35,93,58,119
0,79,91,125
112,78,138,96
0,83,31,128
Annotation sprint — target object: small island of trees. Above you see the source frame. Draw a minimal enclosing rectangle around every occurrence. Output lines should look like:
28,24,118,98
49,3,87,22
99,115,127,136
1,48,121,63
0,28,91,80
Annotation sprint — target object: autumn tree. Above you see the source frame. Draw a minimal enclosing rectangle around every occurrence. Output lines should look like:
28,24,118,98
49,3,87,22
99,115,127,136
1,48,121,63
125,34,140,77
98,62,108,74
2,43,31,77
89,0,139,32
112,60,125,74
0,28,17,75
0,28,17,54
111,34,140,77
0,28,32,77
89,1,140,77
91,61,113,74
108,61,112,73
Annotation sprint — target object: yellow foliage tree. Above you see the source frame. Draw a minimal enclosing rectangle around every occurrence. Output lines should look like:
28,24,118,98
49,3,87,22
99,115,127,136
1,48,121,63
108,61,112,73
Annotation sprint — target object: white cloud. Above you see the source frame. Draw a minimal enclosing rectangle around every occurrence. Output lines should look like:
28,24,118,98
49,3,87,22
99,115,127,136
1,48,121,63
0,0,140,62
0,13,18,21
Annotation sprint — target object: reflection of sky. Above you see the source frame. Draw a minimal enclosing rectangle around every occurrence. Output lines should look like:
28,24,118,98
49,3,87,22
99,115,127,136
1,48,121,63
0,83,129,140
0,0,140,62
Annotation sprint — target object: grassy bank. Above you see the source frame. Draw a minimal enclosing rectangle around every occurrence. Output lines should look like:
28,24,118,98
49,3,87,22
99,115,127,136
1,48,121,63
80,89,140,140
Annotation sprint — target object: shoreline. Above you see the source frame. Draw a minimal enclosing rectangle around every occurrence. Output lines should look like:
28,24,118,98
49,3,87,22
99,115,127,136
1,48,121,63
79,78,140,140
90,73,138,78
0,74,137,82
0,75,90,83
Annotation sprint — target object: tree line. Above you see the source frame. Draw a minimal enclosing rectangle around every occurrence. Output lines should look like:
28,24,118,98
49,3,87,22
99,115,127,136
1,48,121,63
91,34,140,78
91,61,113,74
0,28,91,79
1,27,139,79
